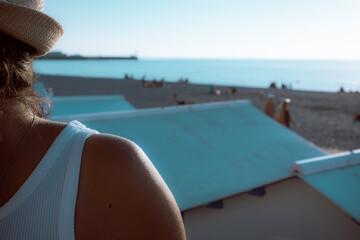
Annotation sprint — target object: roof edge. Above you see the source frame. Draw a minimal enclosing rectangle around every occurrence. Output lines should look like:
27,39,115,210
181,175,295,212
52,95,126,103
291,149,360,176
52,99,251,122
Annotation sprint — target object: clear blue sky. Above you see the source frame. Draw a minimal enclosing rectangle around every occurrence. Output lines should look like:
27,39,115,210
45,0,360,59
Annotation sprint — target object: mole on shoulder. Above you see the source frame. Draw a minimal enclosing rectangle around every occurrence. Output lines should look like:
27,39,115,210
108,203,112,208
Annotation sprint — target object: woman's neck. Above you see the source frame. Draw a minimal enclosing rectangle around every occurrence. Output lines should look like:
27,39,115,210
0,99,34,160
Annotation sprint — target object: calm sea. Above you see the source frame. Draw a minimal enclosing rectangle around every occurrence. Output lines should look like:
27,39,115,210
34,59,360,92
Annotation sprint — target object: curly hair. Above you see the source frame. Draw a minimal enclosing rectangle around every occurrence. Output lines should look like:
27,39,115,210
0,31,51,117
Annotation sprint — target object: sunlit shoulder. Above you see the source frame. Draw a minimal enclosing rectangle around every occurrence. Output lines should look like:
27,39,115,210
75,133,186,240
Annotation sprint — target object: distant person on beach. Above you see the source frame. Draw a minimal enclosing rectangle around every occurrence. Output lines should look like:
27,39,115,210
177,78,189,84
259,90,265,101
0,1,185,239
48,87,54,96
264,93,276,118
158,79,165,87
227,87,237,96
141,78,153,87
208,85,215,94
153,78,164,87
208,85,221,95
354,114,360,122
277,98,296,128
269,82,277,89
173,93,186,105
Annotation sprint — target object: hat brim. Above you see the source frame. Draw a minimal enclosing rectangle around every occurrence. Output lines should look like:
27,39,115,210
0,2,64,56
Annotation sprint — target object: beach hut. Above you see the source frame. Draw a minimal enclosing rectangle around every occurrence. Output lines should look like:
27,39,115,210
184,151,360,240
53,100,360,239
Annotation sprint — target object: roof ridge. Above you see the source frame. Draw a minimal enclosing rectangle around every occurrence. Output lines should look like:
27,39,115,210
52,99,251,122
291,149,360,176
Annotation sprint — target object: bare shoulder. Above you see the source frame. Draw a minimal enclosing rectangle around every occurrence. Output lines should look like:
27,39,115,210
75,133,186,240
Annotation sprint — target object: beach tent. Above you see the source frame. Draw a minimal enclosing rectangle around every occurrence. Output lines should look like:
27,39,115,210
53,100,360,239
50,95,134,117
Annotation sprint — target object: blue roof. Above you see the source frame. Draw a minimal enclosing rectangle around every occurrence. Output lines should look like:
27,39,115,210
54,100,325,211
292,149,360,222
51,95,134,117
34,83,134,117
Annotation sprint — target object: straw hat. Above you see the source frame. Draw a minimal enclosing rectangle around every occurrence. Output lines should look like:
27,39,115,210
0,0,64,56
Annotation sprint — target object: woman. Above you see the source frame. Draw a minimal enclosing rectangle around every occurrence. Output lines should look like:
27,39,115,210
0,1,185,239
264,93,276,119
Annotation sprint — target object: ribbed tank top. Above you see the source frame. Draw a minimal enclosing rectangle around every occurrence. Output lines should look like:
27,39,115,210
0,121,98,240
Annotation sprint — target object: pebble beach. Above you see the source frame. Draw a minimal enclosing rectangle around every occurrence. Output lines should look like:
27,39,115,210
39,74,360,153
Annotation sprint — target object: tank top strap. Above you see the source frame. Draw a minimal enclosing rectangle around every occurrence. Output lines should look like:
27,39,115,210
0,121,93,221
0,120,98,239
58,121,98,240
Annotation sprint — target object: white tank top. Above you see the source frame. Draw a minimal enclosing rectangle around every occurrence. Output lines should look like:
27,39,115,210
0,121,98,240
